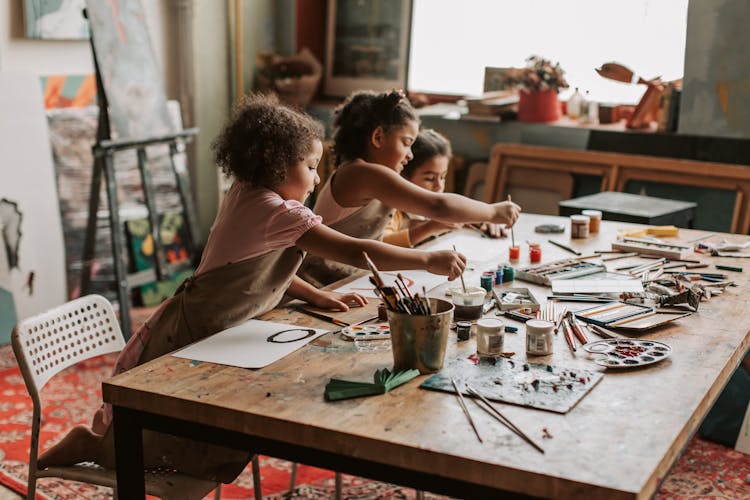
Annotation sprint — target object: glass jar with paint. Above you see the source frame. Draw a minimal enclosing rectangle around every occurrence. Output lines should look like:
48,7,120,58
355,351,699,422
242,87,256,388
508,245,520,260
450,286,485,320
570,214,590,238
582,209,602,234
476,318,505,356
529,242,542,263
525,319,554,355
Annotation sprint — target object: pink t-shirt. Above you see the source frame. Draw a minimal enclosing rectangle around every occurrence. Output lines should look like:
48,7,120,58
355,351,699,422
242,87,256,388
196,182,322,275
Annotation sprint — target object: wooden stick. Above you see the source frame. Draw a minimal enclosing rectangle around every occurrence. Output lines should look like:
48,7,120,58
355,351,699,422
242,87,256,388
422,286,432,315
362,251,384,288
507,195,515,248
465,385,544,454
450,378,483,443
453,245,467,293
548,239,582,256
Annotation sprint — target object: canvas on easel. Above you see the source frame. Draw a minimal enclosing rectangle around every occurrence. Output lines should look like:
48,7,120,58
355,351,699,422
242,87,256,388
84,0,174,140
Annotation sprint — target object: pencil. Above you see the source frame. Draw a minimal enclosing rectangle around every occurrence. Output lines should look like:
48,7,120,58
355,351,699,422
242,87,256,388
548,239,582,256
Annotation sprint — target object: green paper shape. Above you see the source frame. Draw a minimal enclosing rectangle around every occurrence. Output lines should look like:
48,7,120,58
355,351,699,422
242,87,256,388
325,368,420,401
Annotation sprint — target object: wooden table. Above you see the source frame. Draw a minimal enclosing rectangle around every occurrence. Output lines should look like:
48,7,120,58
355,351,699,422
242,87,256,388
103,213,750,499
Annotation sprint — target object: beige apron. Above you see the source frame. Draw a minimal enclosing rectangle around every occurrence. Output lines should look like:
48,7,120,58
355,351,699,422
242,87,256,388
299,199,393,286
100,246,305,483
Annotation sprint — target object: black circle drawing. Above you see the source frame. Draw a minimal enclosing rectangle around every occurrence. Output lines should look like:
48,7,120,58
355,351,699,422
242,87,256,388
266,328,316,343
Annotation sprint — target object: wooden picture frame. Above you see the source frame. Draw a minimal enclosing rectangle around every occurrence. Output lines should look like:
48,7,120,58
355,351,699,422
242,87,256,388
324,0,413,97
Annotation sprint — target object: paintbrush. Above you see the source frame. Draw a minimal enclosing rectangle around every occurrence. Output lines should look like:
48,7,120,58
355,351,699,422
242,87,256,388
295,307,349,327
507,195,515,248
363,251,385,288
548,239,582,256
465,384,544,454
466,223,489,238
453,245,467,293
422,286,432,315
451,378,483,443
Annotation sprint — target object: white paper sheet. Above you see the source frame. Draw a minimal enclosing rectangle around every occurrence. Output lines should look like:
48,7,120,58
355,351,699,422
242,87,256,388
418,228,508,263
551,279,644,294
334,269,447,298
172,320,330,369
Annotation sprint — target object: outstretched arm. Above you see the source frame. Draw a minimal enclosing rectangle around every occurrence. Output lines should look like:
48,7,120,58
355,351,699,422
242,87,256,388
296,224,466,280
332,162,521,226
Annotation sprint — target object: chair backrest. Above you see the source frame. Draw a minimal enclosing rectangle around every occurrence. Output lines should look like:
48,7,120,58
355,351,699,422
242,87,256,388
11,294,125,396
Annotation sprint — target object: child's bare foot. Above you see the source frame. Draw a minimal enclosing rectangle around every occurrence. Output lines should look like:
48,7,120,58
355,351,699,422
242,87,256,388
37,425,101,469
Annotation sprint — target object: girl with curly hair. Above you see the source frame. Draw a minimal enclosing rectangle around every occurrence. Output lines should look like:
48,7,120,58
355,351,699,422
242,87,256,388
36,94,466,483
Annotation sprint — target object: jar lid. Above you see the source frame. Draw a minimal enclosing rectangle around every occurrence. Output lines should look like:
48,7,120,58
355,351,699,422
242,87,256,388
570,214,590,223
526,319,554,334
476,318,504,332
581,209,602,218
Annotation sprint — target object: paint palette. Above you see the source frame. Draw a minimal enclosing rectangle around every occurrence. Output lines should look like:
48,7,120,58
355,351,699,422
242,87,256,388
341,322,391,341
582,339,672,368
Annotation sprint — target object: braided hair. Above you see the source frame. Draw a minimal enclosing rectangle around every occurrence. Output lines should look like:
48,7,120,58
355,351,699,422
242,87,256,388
212,93,324,188
331,90,419,165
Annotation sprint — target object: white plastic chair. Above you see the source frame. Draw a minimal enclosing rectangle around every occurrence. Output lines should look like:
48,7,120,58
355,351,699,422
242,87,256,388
10,294,246,499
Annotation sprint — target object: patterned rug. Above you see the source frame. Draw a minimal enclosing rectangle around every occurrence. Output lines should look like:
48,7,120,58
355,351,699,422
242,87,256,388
0,344,748,499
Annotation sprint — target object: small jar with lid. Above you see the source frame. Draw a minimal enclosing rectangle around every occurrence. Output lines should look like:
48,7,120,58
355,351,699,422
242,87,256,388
476,318,505,356
570,214,590,238
525,319,554,355
528,242,542,263
581,209,602,234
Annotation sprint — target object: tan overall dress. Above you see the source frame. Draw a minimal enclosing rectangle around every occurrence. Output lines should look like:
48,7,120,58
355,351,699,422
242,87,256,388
100,246,305,483
298,199,393,286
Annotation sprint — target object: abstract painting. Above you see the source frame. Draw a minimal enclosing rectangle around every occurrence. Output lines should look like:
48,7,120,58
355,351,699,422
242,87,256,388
23,0,89,40
40,74,97,109
84,0,173,140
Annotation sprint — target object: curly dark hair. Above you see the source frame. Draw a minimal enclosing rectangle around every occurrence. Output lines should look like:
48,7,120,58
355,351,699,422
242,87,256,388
401,129,452,179
331,90,419,165
212,93,324,188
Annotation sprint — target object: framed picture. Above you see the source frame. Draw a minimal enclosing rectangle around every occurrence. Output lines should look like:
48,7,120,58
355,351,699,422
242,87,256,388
23,0,89,40
324,0,413,98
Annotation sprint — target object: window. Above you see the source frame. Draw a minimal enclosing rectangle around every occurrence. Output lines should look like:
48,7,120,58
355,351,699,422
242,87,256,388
408,0,688,104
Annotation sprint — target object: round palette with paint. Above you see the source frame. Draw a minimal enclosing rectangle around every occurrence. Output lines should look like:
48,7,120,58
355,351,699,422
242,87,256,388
582,339,672,368
341,322,391,341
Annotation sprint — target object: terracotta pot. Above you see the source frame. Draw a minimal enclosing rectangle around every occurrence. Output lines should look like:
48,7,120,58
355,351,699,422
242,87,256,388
518,89,561,123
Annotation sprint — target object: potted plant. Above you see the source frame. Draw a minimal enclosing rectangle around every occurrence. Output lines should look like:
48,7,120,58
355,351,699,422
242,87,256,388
513,55,569,122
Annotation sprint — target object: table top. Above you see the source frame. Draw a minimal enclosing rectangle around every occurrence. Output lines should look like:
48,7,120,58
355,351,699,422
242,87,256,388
560,191,697,218
103,213,750,500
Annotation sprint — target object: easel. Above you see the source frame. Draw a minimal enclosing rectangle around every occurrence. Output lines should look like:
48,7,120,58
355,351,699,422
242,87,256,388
79,11,200,338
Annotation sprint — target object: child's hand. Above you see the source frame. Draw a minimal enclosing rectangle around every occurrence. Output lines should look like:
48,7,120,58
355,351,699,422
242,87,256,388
491,200,521,226
426,250,467,280
476,222,506,238
310,291,368,312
